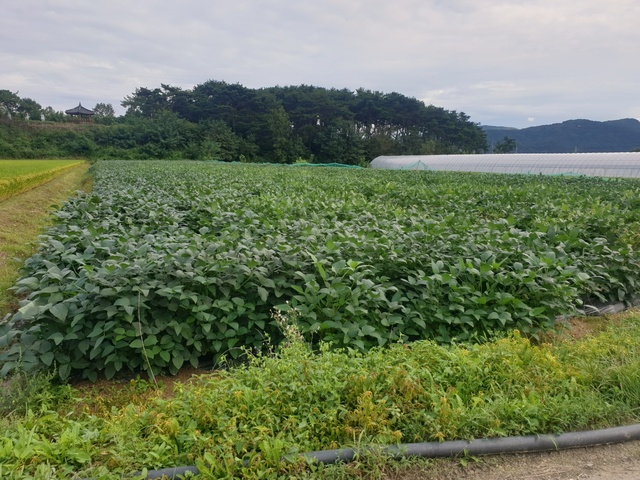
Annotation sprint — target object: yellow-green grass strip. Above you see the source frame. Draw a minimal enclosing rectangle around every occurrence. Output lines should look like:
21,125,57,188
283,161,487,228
0,159,84,202
0,161,90,315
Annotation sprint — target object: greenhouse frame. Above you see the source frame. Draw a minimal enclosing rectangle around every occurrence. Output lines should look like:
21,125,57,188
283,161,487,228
370,152,640,178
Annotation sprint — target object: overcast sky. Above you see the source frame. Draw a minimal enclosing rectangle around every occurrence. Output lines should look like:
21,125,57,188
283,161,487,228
1,0,639,128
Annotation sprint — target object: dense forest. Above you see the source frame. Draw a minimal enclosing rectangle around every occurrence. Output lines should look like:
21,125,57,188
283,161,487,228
0,82,487,163
484,119,640,153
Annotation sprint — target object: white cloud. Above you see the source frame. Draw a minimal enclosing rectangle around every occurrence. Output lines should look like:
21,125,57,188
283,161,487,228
1,0,638,126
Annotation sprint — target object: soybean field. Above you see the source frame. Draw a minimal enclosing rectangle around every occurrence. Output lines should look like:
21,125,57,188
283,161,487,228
1,160,639,381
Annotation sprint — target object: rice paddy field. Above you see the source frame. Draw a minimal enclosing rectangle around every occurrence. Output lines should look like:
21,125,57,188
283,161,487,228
0,160,89,315
0,160,84,201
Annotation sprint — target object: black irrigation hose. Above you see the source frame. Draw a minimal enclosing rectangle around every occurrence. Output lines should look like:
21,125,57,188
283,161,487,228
133,424,640,479
305,424,640,464
581,297,640,316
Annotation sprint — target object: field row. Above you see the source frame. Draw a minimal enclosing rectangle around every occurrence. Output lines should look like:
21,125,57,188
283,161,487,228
1,161,639,380
0,160,84,201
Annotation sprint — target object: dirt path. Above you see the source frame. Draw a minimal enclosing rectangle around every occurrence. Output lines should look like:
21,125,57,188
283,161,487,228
386,440,640,479
0,162,89,314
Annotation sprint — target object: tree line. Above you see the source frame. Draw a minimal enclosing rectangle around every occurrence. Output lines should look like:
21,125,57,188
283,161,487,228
0,82,487,163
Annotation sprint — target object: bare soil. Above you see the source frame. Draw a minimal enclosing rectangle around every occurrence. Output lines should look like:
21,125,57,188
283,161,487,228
384,440,640,479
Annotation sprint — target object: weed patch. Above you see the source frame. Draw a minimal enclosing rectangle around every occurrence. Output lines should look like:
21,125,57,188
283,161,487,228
3,311,638,478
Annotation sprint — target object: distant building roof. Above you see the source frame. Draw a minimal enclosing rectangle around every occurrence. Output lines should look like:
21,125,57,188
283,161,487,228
65,103,94,115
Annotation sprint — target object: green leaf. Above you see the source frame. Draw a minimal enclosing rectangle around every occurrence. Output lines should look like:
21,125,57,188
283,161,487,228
105,364,116,380
49,332,65,345
172,354,184,370
59,363,72,381
66,448,91,464
531,307,546,316
332,260,346,273
19,277,41,290
50,239,65,251
41,351,55,366
257,286,268,302
114,297,131,307
49,303,68,322
0,362,16,377
232,297,245,306
18,301,41,318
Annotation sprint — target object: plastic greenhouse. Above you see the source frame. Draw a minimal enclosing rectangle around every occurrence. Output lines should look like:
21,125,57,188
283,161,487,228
370,153,640,178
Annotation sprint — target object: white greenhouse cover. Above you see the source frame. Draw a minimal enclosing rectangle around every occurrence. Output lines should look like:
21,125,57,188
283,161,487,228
370,153,640,178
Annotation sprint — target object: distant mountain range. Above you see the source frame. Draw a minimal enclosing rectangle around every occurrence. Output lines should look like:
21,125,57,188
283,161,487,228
482,118,640,153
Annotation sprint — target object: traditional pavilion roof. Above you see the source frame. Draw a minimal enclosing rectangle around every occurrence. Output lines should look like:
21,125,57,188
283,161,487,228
65,103,94,115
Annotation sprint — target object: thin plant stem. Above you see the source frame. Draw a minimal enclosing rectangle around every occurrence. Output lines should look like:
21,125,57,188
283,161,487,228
137,292,158,389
